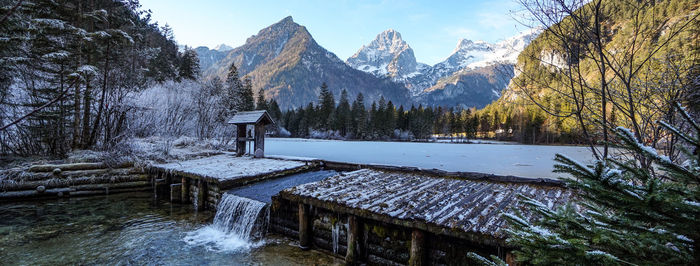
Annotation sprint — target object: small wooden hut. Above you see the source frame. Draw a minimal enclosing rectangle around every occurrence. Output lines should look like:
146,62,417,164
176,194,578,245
228,110,275,157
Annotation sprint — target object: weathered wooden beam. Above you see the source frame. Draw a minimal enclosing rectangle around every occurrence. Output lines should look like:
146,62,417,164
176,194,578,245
181,177,190,204
409,229,426,266
27,162,134,172
236,125,246,156
196,179,206,211
506,251,517,266
170,183,182,202
345,215,363,264
0,174,148,191
298,203,311,250
254,123,265,157
70,181,148,190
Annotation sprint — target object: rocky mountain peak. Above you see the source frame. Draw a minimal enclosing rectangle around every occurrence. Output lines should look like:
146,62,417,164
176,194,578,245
347,29,421,80
213,43,233,51
454,39,493,53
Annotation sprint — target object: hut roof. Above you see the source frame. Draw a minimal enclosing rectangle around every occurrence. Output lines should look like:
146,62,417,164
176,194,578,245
281,169,574,242
228,110,275,126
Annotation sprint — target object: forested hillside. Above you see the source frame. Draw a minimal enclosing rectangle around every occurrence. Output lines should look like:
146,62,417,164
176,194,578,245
476,0,699,146
278,0,698,144
0,0,198,156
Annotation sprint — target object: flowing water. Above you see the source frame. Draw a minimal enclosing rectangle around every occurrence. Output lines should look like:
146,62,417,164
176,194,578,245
184,194,269,252
228,170,338,203
0,192,342,265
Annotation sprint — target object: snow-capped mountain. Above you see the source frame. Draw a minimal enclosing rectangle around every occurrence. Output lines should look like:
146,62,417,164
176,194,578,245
200,16,410,110
194,46,227,72
347,28,541,101
413,28,541,108
432,28,541,75
346,29,428,80
213,43,233,52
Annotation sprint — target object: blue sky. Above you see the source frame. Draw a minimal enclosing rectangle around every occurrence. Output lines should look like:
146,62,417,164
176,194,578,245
140,0,529,65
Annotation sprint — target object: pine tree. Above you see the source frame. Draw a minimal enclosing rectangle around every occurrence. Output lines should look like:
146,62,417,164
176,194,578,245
223,62,243,115
469,103,700,265
255,88,267,110
385,100,396,137
267,99,282,122
317,82,334,130
178,47,200,80
239,77,255,112
335,89,351,136
351,93,367,139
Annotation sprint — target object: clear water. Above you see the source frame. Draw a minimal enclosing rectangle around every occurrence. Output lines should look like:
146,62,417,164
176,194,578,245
267,138,596,179
0,192,342,265
228,170,338,203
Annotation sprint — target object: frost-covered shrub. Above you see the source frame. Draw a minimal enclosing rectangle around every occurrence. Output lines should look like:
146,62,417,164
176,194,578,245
277,127,292,137
393,129,414,141
173,136,197,147
309,129,343,140
127,80,233,141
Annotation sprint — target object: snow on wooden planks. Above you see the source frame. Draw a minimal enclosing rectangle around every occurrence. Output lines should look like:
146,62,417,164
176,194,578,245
281,169,573,242
152,155,309,183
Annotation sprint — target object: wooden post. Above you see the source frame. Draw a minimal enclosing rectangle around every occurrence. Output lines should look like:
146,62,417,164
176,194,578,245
254,123,265,157
181,177,190,204
409,229,426,266
170,183,182,202
196,179,206,211
506,251,518,266
298,203,311,250
236,124,246,156
346,215,363,264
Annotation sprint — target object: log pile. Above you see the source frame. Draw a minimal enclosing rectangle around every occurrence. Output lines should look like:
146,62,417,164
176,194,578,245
0,162,148,200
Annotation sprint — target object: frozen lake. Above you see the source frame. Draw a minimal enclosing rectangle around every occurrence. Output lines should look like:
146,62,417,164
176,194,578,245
266,138,596,179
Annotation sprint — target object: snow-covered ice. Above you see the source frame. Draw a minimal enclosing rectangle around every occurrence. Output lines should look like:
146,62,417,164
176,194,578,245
266,138,596,179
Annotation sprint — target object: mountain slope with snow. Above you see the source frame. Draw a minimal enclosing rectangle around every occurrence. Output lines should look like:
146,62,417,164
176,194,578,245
200,16,410,110
347,28,541,105
346,29,428,80
412,28,541,108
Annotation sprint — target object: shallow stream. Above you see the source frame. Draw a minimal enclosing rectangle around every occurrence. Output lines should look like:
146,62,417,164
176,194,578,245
0,192,342,265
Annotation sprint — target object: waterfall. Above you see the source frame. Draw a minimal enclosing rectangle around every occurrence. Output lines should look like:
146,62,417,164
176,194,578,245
184,193,269,252
212,194,269,240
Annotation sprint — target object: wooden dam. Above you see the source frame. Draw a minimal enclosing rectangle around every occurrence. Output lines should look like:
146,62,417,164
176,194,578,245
0,151,573,265
142,154,573,265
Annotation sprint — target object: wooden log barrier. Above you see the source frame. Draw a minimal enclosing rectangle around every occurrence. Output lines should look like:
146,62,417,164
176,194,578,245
181,177,190,204
299,203,311,250
409,229,426,266
346,215,363,264
27,162,133,172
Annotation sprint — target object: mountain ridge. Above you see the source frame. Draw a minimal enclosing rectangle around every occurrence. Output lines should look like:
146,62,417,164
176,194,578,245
200,16,411,110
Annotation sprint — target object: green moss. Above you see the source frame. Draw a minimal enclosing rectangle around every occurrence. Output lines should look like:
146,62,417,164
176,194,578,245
372,225,387,238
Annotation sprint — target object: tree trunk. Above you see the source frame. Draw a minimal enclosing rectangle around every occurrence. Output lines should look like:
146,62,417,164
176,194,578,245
91,39,110,146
